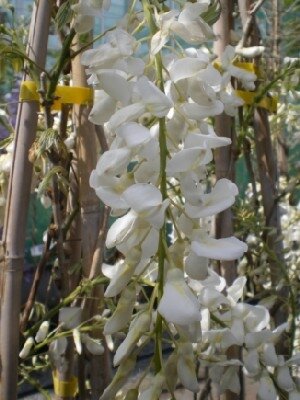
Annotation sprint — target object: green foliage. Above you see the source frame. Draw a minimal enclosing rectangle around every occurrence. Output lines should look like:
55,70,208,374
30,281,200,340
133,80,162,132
55,0,74,31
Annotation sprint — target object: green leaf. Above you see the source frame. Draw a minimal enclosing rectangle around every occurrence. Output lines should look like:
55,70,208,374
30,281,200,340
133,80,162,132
55,0,74,31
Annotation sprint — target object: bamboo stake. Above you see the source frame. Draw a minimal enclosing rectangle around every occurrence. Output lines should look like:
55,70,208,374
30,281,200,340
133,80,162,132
71,35,112,399
213,3,242,400
213,0,238,286
0,1,52,398
238,0,289,357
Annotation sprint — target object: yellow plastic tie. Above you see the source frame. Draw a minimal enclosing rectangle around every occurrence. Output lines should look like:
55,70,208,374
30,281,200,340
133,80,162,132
52,370,78,397
235,90,277,113
19,81,93,110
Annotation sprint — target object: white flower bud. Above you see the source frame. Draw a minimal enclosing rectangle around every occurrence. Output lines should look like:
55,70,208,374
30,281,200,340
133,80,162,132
19,337,34,359
35,321,50,343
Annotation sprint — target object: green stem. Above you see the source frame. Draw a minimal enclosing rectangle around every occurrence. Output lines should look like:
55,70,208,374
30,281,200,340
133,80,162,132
141,0,168,374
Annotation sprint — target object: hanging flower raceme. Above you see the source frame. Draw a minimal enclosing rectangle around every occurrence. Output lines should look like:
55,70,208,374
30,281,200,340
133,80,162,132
80,0,298,397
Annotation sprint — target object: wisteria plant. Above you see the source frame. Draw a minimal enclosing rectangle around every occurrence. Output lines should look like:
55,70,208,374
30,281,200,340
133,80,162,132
68,0,300,399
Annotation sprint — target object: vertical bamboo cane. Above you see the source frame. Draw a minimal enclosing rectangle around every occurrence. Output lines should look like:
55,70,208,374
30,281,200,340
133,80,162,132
0,1,52,398
213,0,237,286
71,35,111,399
238,0,289,356
213,4,242,400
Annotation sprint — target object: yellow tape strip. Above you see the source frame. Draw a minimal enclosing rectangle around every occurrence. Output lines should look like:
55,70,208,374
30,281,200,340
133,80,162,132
53,370,78,397
235,90,277,113
19,81,93,110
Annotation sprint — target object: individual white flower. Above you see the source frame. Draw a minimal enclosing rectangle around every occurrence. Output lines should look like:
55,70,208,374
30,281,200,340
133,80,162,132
177,343,199,392
191,230,248,261
19,337,34,359
185,178,238,218
35,321,50,343
104,283,136,334
257,373,277,400
114,311,151,366
158,268,201,325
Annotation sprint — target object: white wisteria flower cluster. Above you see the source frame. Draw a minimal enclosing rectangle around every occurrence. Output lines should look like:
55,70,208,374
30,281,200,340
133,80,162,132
74,0,300,398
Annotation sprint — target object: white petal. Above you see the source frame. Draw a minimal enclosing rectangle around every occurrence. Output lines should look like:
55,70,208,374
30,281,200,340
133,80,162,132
73,328,82,354
142,199,169,229
82,334,104,355
121,183,162,212
116,122,151,148
97,70,132,104
94,185,128,209
276,365,295,392
89,91,117,125
169,58,207,82
262,343,278,367
106,210,137,249
151,29,169,56
35,321,50,343
104,284,136,334
185,251,208,280
181,101,224,120
191,234,247,261
244,348,261,375
137,77,173,117
108,103,146,130
244,305,270,332
139,373,165,400
59,307,82,330
185,178,238,218
227,276,247,306
93,148,131,177
235,46,265,58
184,130,231,149
199,287,229,309
114,312,151,366
158,268,200,325
220,366,240,395
177,343,199,392
166,147,212,174
141,227,159,259
104,262,136,297
257,375,277,400
19,337,34,359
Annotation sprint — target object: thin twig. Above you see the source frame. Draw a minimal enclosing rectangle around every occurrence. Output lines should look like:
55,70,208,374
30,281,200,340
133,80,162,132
19,233,52,333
